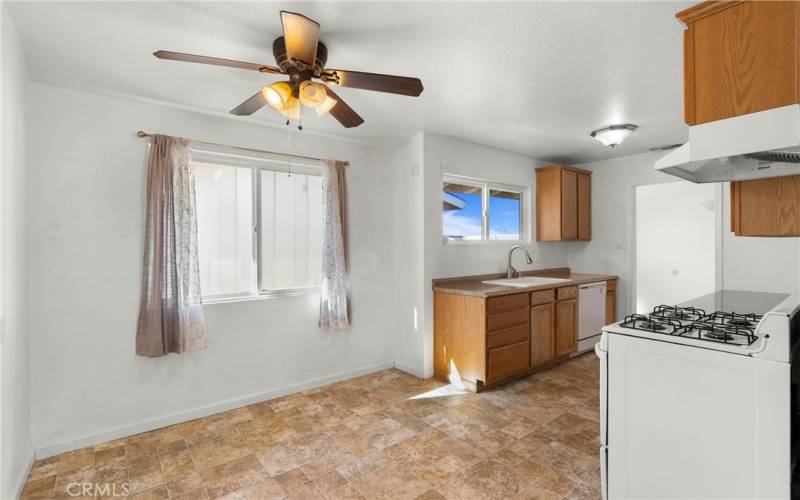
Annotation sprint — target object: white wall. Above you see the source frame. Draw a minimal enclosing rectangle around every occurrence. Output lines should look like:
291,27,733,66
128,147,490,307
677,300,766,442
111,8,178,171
1,6,33,497
27,83,396,456
635,182,717,313
392,133,425,377
567,150,800,319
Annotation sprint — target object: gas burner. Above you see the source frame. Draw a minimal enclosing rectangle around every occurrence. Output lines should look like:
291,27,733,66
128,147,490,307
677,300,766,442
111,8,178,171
620,314,682,334
704,331,735,341
651,305,706,322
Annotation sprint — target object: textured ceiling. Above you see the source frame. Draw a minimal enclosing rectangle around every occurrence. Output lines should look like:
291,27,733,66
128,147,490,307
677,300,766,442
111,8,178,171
7,1,693,163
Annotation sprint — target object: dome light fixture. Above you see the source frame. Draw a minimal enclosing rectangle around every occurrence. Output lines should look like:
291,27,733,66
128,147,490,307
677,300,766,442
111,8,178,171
590,124,638,148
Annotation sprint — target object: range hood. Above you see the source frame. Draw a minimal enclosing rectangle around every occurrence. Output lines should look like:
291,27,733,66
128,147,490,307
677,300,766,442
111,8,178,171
655,104,800,183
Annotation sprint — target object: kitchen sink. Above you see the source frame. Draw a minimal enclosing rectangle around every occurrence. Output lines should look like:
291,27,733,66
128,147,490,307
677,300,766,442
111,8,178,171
481,276,572,288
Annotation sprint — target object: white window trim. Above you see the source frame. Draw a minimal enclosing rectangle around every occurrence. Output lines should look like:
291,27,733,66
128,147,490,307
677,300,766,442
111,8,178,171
192,147,323,301
442,173,530,245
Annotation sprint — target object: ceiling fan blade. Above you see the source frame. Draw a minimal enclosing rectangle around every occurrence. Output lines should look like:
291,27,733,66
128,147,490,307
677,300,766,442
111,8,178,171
322,69,423,97
230,91,268,116
280,11,320,69
323,87,364,128
153,50,281,74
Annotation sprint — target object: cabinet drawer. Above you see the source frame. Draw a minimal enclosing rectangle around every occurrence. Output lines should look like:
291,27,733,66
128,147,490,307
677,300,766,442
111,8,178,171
530,289,555,305
487,293,529,314
487,324,529,349
488,341,530,382
487,308,529,332
557,286,578,301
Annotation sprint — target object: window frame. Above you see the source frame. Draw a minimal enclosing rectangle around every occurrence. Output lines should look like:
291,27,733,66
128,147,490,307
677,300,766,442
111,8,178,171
192,147,323,302
442,174,529,245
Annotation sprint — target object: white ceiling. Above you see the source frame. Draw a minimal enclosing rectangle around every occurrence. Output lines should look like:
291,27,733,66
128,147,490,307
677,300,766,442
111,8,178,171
7,1,693,163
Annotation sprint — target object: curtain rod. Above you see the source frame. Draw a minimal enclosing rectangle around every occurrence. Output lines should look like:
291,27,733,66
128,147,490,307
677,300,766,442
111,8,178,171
136,131,349,166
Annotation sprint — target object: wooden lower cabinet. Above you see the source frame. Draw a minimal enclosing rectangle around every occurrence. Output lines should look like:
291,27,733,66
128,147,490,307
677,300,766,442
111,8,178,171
555,298,578,357
530,302,555,368
487,341,530,383
434,282,598,391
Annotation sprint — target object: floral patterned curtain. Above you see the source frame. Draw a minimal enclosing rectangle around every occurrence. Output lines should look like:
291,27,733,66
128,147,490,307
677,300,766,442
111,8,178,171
136,135,207,356
319,159,350,330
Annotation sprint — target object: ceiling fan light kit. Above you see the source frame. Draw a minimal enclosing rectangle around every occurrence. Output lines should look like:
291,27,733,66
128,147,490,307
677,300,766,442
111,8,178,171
590,123,638,148
153,10,423,128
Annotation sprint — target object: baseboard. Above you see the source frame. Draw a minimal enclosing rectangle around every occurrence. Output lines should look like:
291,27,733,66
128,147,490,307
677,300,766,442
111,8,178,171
11,447,35,499
393,360,425,378
35,360,394,459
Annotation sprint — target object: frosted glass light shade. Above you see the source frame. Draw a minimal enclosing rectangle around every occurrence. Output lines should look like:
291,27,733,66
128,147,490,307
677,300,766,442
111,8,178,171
590,124,637,148
262,81,293,109
299,81,327,107
278,96,301,119
315,95,338,117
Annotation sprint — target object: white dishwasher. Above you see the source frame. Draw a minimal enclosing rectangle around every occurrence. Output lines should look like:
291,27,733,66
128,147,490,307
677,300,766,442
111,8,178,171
577,282,606,353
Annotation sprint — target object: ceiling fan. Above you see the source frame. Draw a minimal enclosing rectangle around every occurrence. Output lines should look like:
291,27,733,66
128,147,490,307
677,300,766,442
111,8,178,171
154,11,424,128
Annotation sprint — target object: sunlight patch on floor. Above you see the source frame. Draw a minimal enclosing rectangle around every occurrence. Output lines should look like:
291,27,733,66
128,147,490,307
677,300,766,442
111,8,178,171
409,359,467,399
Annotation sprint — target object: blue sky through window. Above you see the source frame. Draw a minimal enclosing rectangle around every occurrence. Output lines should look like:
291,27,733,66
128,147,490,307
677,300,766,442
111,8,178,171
443,190,482,240
442,183,521,241
489,191,521,240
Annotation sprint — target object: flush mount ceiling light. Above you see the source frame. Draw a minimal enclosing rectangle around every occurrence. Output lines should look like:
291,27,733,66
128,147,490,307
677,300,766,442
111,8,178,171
590,124,638,148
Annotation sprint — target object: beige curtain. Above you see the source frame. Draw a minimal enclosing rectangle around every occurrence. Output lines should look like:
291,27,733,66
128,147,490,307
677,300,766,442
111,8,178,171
319,159,350,330
136,135,207,356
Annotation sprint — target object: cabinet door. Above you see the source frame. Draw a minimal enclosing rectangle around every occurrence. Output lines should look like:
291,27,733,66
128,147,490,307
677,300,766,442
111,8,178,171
555,298,577,357
732,176,800,236
561,170,578,240
577,173,591,240
487,341,530,383
531,302,555,368
606,290,616,325
681,1,800,125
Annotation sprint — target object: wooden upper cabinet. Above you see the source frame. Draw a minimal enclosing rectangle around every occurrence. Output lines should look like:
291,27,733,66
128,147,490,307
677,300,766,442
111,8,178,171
536,165,592,241
577,173,592,240
731,175,800,236
679,1,800,125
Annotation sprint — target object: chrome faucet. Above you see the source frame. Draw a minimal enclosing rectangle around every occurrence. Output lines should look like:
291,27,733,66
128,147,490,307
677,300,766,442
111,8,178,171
506,245,533,278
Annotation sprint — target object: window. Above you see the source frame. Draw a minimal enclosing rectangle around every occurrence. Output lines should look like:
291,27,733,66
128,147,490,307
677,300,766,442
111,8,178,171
442,176,525,243
194,153,323,299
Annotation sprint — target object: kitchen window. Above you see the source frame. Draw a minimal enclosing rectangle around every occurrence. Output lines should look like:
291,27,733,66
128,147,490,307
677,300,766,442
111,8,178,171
194,150,322,300
442,175,526,243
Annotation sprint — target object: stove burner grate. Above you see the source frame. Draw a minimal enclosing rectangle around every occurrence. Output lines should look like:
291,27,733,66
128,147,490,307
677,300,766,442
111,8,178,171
678,321,758,346
651,305,706,322
700,311,762,329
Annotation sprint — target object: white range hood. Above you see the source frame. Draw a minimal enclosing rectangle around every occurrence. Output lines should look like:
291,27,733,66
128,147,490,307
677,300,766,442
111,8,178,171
655,104,800,183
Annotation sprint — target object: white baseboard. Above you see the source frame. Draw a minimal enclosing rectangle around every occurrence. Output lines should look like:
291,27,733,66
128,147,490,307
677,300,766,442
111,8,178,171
35,360,394,459
393,360,425,378
11,448,35,499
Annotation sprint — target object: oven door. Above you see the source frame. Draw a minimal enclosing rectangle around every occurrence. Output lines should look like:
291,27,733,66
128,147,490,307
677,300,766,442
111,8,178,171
607,333,790,499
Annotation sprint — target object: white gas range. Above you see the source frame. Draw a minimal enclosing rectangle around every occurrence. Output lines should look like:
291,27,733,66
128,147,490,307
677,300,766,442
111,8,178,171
596,290,800,499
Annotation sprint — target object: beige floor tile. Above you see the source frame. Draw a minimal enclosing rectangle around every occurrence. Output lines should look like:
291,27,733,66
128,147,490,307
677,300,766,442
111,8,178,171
18,355,601,500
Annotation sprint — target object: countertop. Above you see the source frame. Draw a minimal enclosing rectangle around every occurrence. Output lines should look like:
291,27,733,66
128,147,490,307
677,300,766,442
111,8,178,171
432,267,618,298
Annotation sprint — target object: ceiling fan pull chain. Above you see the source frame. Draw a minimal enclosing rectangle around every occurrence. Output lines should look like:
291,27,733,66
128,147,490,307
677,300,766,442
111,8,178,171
287,118,293,177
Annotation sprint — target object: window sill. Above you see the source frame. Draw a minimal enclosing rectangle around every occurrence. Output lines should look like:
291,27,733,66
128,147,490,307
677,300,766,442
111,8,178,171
443,239,529,246
203,287,320,305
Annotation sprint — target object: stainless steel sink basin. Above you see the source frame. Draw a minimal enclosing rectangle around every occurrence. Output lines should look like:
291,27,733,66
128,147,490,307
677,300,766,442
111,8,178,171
481,276,571,288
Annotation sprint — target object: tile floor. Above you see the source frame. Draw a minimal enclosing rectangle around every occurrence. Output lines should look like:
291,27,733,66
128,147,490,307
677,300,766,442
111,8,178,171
20,353,600,500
